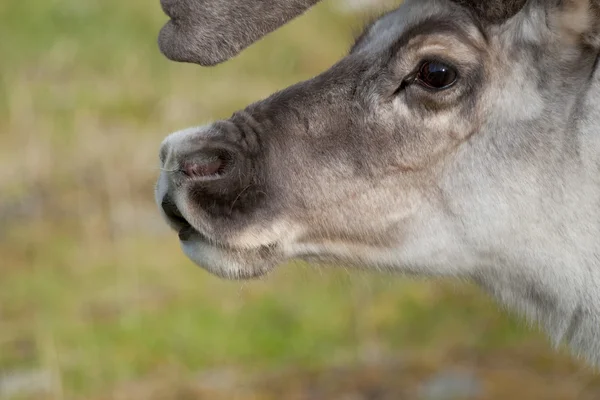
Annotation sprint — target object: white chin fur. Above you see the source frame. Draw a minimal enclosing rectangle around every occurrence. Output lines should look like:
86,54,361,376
180,239,272,280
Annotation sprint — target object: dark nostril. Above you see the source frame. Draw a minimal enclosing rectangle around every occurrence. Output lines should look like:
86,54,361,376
182,158,223,178
181,149,231,178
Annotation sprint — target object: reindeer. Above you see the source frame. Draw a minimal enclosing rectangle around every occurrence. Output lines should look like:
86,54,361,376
155,0,600,366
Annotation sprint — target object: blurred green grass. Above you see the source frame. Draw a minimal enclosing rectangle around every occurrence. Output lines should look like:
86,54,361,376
0,0,597,399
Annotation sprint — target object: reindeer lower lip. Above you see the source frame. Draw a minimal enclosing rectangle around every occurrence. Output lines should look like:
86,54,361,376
177,225,219,246
178,225,278,256
178,225,198,241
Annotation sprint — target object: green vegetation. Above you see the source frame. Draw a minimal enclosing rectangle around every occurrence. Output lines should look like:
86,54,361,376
1,0,598,398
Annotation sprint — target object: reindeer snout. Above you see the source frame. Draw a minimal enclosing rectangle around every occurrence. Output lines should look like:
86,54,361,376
156,121,262,237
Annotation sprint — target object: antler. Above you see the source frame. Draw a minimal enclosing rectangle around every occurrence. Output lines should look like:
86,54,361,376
158,0,322,66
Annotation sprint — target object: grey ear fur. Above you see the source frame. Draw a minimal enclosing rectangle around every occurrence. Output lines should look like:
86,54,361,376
158,0,322,66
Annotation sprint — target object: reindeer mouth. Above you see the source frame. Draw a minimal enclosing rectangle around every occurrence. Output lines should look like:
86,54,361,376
160,195,203,242
159,193,280,279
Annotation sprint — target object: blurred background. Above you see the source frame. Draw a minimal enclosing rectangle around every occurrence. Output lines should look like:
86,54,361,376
1,0,599,398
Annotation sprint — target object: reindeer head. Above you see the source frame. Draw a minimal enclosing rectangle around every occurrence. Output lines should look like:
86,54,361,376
157,0,599,276
155,0,600,362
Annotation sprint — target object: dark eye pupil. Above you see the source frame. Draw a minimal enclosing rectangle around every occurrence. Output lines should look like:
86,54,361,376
418,61,457,89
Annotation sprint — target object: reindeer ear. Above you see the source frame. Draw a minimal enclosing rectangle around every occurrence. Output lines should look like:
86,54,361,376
450,0,527,23
158,0,322,66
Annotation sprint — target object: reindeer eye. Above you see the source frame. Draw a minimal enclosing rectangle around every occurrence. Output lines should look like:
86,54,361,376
417,61,457,90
